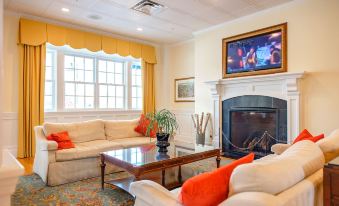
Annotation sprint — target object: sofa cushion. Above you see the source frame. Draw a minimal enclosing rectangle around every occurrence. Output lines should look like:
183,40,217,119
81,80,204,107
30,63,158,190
104,119,143,140
43,120,106,143
317,129,339,162
55,140,122,161
229,141,324,196
113,137,156,148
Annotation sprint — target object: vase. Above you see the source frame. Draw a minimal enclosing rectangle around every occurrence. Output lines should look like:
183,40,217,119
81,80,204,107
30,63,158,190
156,133,170,153
196,133,205,146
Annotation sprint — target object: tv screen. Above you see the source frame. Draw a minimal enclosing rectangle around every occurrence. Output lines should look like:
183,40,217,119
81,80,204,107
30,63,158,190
226,30,282,74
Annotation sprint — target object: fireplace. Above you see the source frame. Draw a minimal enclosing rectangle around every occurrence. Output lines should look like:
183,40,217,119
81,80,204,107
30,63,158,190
222,95,287,158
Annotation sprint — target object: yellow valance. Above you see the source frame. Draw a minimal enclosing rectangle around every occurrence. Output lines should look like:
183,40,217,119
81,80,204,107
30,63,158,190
18,18,157,64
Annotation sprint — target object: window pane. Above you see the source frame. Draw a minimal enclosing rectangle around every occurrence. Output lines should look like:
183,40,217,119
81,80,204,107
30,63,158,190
85,71,94,83
75,57,84,69
108,97,115,108
75,70,84,82
116,97,124,109
45,67,52,81
137,87,142,97
65,83,75,95
64,69,74,81
46,52,52,67
98,72,106,83
107,73,114,84
132,76,136,85
99,85,107,96
108,86,115,97
115,73,123,84
116,86,124,97
45,96,53,110
65,55,74,68
132,98,137,109
115,62,123,73
132,87,137,97
137,98,142,109
85,97,94,108
136,77,142,86
85,84,94,97
76,83,84,96
76,96,84,108
65,96,75,108
45,82,53,95
107,61,114,73
85,58,93,70
99,97,107,108
98,60,106,71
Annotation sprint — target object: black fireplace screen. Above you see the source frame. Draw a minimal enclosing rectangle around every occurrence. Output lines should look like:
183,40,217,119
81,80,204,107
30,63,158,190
229,108,278,156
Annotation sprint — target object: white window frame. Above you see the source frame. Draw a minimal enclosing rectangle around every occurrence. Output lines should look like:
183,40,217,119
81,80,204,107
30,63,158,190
45,44,142,113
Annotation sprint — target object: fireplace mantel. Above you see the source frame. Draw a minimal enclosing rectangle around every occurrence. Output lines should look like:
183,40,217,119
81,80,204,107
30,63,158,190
206,72,305,148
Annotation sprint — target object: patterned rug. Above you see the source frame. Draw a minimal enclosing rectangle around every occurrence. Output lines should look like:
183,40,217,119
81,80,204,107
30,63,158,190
12,158,232,206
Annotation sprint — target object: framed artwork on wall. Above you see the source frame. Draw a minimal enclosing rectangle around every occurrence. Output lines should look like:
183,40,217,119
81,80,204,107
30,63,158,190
222,23,287,78
175,77,195,102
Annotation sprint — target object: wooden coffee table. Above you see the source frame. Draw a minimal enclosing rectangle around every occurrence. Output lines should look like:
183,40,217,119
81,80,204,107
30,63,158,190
100,143,220,191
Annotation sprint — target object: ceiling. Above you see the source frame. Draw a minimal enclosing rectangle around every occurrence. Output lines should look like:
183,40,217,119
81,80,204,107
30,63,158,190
4,0,293,44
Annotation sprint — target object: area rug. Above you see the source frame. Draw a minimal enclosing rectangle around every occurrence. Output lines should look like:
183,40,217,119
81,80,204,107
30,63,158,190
12,158,232,206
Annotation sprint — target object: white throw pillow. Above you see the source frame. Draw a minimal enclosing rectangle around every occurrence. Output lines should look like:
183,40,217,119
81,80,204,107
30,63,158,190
43,120,106,143
229,141,324,196
316,128,339,162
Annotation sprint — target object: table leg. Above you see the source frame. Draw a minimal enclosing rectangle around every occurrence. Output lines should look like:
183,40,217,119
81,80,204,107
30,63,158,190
100,154,106,190
178,166,182,183
162,170,165,186
216,154,221,168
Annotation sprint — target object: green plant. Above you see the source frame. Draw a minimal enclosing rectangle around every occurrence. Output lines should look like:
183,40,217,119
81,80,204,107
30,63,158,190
146,109,179,136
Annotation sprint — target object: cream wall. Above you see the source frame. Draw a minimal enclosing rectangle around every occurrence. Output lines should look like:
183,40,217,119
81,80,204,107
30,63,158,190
194,0,339,136
157,41,195,110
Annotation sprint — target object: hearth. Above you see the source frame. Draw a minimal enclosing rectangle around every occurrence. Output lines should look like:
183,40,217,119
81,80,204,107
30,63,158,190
222,95,287,158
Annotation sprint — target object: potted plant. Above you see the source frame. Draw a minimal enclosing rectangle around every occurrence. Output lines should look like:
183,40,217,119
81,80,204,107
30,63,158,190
146,109,179,152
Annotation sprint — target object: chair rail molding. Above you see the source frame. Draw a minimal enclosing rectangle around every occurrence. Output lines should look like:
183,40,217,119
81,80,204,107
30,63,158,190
205,71,305,148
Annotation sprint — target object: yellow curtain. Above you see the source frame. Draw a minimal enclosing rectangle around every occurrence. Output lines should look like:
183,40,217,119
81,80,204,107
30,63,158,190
142,61,155,114
18,44,46,158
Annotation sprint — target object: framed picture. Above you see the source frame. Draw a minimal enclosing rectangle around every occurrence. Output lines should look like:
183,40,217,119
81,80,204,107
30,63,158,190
175,77,195,102
222,23,287,78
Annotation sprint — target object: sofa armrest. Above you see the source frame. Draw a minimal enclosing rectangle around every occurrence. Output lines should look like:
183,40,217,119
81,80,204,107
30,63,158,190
271,143,291,155
34,126,58,151
220,192,284,206
130,180,180,206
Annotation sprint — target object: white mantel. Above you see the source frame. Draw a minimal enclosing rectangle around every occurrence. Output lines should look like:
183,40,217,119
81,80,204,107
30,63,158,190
206,72,305,148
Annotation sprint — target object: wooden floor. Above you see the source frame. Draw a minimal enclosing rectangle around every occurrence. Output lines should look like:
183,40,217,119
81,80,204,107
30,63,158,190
17,157,34,175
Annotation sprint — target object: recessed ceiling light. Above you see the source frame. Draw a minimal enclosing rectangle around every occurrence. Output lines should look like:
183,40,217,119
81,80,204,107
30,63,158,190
137,27,143,31
61,8,70,12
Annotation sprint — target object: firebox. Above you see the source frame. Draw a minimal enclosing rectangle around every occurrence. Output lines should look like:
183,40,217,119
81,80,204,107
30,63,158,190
222,95,287,159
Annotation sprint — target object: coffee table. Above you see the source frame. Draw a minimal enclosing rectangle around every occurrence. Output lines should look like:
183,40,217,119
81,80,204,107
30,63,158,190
100,142,220,191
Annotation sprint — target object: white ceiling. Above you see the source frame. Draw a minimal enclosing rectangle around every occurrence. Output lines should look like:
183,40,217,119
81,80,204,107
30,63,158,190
4,0,293,44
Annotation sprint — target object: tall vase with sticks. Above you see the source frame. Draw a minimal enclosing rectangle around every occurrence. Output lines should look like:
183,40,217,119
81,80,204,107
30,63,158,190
191,112,210,146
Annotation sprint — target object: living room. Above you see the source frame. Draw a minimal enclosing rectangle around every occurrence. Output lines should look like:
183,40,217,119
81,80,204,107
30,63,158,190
0,0,339,205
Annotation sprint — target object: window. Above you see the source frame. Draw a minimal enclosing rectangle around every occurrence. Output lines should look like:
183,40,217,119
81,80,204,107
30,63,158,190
44,50,57,111
44,45,142,112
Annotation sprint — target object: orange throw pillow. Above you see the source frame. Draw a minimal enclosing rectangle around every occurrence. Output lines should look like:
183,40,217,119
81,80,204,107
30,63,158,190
179,153,255,206
292,129,324,144
47,131,75,150
134,114,157,138
292,129,313,144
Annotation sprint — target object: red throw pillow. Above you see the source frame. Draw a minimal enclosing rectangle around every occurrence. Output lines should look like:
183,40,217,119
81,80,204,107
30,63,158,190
179,153,255,206
292,129,324,144
47,131,75,150
134,114,157,138
292,129,313,144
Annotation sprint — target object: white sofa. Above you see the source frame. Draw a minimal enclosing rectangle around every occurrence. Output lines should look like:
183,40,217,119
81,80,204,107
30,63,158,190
130,128,339,206
33,119,155,186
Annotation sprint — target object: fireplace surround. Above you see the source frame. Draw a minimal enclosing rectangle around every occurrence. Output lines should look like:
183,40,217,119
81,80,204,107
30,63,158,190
206,72,304,157
222,95,287,158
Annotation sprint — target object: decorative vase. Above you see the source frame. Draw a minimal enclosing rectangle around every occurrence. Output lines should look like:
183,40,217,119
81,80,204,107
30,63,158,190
196,132,205,146
156,133,170,153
